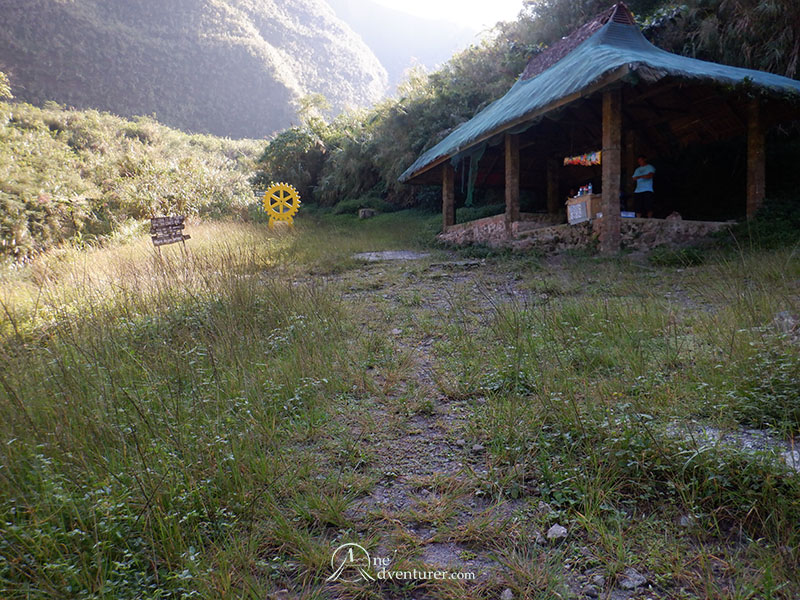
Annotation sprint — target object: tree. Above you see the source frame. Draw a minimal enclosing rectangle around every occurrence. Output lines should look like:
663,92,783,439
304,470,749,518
0,71,12,99
253,127,326,203
645,0,800,79
295,93,331,127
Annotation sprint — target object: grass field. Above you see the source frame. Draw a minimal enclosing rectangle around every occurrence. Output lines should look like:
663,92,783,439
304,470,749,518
1,212,798,599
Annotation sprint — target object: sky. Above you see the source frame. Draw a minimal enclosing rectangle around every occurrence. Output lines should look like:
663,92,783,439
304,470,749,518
370,0,526,30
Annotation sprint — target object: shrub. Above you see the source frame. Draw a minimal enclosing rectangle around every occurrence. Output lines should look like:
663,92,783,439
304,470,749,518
0,71,11,99
0,101,261,258
723,196,800,249
252,127,325,202
648,245,705,266
332,194,394,215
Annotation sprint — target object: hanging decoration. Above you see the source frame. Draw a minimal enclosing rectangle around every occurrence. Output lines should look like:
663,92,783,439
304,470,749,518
563,151,601,166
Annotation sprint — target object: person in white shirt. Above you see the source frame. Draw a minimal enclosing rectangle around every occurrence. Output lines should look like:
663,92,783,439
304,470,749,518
632,155,656,218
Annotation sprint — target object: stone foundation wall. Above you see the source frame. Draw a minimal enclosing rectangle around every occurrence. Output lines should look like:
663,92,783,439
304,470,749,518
439,214,507,247
511,222,594,253
439,213,562,247
439,215,731,253
618,219,729,250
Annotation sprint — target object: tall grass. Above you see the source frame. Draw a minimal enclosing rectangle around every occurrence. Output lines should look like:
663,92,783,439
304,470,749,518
2,217,799,598
0,222,373,598
444,250,800,595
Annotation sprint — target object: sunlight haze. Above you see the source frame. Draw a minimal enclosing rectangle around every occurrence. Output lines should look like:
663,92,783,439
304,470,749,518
369,0,525,30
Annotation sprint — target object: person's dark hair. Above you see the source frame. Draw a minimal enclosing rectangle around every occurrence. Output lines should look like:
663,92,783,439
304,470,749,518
638,154,647,160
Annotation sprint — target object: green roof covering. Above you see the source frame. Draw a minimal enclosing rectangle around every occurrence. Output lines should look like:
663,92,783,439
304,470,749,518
399,6,800,183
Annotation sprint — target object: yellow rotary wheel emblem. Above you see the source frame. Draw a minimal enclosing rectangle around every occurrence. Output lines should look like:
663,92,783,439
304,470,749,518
263,182,301,229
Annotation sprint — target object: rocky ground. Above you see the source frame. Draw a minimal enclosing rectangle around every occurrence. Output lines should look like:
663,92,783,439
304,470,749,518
300,249,800,600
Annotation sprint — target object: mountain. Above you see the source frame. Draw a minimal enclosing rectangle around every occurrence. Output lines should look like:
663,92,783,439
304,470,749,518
0,0,388,138
326,0,479,88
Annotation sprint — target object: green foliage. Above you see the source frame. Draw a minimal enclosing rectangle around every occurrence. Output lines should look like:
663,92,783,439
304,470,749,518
252,127,326,202
644,0,800,79
332,194,395,215
455,203,507,223
648,245,706,266
721,196,800,249
727,349,800,431
0,71,11,99
295,92,332,126
0,102,261,259
315,111,384,207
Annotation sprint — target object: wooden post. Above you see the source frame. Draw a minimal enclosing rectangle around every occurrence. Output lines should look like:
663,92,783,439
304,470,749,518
601,88,622,254
505,133,520,233
746,100,765,219
442,163,455,230
547,157,560,218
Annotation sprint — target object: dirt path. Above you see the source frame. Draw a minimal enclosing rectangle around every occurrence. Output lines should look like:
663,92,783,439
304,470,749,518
323,252,673,599
331,255,534,594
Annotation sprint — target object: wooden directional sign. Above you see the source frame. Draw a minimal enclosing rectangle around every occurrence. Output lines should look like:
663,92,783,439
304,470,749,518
150,215,190,247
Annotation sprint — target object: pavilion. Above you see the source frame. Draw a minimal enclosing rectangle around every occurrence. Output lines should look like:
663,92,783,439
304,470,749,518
398,3,800,253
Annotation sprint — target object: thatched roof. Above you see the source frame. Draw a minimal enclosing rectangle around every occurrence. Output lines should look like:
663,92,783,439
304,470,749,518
399,3,800,184
521,4,633,81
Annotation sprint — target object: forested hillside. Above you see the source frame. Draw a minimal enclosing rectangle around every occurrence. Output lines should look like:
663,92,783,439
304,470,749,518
256,0,800,210
0,0,387,138
0,99,261,259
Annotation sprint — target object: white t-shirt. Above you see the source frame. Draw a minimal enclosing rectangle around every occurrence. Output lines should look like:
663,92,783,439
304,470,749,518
633,164,655,193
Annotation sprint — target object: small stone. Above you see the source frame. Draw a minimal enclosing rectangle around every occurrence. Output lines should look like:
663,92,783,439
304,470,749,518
583,585,599,598
537,501,553,515
391,328,402,335
678,514,694,527
618,567,647,590
782,450,800,472
591,574,605,587
500,588,514,600
472,443,485,453
455,438,466,446
546,523,568,541
773,310,798,334
535,531,546,545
